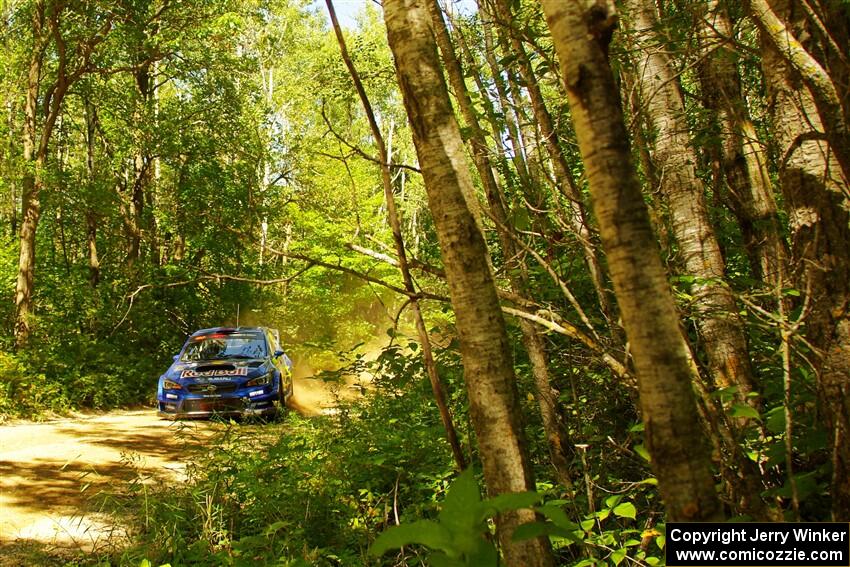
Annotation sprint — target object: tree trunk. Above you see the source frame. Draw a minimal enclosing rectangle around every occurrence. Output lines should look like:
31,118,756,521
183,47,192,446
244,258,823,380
15,0,106,345
5,100,15,239
129,50,160,267
327,0,467,472
84,99,100,287
382,0,555,562
539,0,724,523
696,0,786,288
14,0,46,348
746,0,850,185
477,21,534,189
626,0,757,400
762,0,850,520
429,0,574,490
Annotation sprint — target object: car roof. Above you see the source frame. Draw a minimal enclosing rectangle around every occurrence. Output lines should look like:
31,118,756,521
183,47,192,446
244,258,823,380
189,326,267,337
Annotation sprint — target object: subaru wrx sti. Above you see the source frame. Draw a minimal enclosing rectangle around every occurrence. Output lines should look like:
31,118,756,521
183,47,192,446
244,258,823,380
157,326,293,418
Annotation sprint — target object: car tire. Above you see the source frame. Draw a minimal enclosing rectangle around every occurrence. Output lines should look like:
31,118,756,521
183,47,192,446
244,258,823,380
285,376,294,403
276,375,292,414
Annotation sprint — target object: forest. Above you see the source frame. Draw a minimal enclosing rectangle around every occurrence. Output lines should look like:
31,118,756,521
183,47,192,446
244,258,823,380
0,0,848,564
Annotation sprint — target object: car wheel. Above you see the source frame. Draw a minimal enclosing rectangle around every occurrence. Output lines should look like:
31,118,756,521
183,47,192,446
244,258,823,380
276,375,291,413
285,376,294,403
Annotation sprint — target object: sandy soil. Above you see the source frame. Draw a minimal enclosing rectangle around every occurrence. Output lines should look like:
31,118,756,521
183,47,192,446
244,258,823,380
0,372,358,562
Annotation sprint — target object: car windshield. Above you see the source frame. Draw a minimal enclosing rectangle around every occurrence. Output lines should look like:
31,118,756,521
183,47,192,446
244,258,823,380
181,333,267,361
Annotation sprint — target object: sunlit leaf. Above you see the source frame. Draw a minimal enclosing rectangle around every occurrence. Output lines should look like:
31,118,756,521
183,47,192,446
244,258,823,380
613,502,637,520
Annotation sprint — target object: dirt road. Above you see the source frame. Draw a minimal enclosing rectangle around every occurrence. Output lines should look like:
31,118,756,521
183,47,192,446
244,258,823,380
0,372,359,560
0,410,204,553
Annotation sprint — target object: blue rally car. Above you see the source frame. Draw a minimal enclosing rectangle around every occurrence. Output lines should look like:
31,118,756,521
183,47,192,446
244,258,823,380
157,326,293,418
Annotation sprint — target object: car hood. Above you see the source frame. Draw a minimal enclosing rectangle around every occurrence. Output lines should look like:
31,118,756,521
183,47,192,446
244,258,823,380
165,358,270,381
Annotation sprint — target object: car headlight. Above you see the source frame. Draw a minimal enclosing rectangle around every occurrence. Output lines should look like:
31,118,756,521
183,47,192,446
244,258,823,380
246,373,272,387
162,379,182,390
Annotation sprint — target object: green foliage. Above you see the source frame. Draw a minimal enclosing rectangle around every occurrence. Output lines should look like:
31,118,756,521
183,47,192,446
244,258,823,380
113,351,464,566
514,494,665,567
370,469,541,566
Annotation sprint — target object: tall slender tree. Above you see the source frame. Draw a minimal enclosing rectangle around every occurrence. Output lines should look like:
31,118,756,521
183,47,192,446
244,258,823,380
625,0,757,400
761,0,850,520
746,0,850,185
382,0,554,562
539,0,724,522
428,0,574,489
14,0,114,346
326,0,466,472
696,0,785,288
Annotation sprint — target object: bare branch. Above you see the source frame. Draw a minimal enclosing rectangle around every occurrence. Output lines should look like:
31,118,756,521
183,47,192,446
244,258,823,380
501,306,631,381
319,102,422,174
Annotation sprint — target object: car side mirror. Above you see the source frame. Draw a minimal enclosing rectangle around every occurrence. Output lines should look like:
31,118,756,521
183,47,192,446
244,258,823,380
274,350,284,358
173,354,180,361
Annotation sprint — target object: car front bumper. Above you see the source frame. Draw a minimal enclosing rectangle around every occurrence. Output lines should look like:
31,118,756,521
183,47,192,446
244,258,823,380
157,391,279,418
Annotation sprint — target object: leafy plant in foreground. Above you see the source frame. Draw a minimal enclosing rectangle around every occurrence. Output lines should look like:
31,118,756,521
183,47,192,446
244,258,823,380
370,469,542,566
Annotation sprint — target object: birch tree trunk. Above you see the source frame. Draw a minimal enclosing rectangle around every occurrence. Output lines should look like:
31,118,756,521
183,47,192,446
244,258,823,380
696,0,785,288
746,0,850,185
762,0,850,520
626,0,757,400
539,0,724,523
382,0,554,562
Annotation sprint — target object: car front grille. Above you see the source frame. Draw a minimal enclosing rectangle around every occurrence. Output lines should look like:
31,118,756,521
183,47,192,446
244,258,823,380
181,398,245,413
186,382,238,394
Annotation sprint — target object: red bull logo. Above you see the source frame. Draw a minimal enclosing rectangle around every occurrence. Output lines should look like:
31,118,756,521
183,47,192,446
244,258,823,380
180,367,249,378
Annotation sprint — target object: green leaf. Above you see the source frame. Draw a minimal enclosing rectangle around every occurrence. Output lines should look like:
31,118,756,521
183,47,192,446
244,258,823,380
466,539,499,567
537,504,579,531
369,521,453,556
729,404,761,420
263,521,289,536
481,491,542,518
611,548,627,566
429,553,463,567
634,444,651,462
765,406,786,433
439,469,482,531
513,522,579,542
605,495,623,508
613,502,637,520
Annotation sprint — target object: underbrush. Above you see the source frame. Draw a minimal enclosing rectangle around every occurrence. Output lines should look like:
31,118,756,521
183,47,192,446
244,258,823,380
110,380,458,566
0,337,165,421
84,338,667,567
